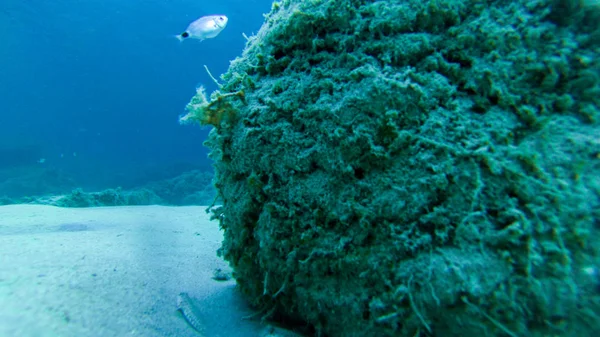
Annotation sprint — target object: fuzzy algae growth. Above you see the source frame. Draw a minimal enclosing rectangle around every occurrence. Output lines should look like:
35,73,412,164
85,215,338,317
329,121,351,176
184,0,600,336
180,86,245,127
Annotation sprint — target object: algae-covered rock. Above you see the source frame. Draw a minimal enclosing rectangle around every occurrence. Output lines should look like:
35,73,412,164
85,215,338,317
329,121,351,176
54,187,162,207
185,0,600,336
26,170,216,207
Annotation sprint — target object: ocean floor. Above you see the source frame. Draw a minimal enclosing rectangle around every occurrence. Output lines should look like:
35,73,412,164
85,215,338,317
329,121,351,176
0,205,268,337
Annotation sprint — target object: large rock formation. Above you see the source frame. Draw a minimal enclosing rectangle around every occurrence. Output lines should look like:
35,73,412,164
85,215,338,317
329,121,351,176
183,1,600,336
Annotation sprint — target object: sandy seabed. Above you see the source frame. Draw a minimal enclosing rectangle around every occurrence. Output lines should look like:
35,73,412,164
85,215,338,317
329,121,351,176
0,205,265,337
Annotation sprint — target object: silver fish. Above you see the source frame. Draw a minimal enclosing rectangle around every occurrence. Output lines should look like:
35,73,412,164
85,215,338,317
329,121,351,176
177,15,228,42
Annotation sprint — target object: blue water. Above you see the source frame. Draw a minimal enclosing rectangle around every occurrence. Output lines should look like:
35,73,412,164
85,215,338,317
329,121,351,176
0,0,271,198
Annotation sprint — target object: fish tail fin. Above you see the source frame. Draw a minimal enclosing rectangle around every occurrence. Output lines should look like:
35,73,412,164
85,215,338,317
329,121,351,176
176,31,191,42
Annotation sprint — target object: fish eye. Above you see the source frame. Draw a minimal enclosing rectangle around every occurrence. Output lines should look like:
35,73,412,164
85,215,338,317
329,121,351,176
219,17,224,21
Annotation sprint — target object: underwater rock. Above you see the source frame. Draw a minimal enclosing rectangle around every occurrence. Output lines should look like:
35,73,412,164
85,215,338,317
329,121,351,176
10,170,218,207
186,0,600,336
53,187,161,207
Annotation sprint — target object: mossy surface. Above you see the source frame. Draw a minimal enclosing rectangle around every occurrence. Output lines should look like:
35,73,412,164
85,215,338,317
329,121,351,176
188,0,600,336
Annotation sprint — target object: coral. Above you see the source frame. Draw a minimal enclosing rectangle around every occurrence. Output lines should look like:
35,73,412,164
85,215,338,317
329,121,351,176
189,0,600,336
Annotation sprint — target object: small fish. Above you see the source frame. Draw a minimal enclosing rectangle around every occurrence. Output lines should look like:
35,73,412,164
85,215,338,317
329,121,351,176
176,292,205,334
177,15,228,42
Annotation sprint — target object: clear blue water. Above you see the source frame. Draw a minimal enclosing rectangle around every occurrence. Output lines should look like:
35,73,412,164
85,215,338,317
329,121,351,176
0,0,271,198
